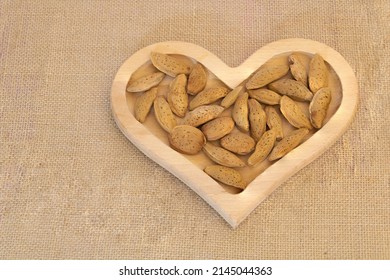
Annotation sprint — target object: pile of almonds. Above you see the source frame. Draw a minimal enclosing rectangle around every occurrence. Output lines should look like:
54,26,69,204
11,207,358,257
127,52,332,190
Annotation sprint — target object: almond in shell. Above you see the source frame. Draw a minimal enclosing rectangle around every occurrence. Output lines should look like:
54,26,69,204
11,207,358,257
268,79,313,102
153,96,177,133
232,91,249,132
127,72,165,93
265,106,283,140
201,116,234,141
248,98,267,141
187,63,207,95
220,131,255,155
168,125,206,155
204,165,247,189
280,96,312,129
248,88,281,105
189,86,229,110
289,53,308,86
308,53,328,93
268,128,309,161
167,73,188,117
248,129,276,166
134,87,158,123
182,105,225,127
150,52,191,77
246,56,289,90
220,86,243,109
203,143,246,168
309,87,332,128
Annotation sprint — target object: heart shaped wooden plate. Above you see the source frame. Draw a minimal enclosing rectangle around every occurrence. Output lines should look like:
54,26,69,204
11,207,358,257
111,38,358,228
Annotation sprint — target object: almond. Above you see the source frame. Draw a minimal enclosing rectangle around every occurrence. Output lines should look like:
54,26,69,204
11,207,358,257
189,86,229,110
246,56,289,90
268,128,309,161
308,53,328,93
248,98,267,141
289,53,308,86
168,125,206,155
220,131,255,155
280,96,312,129
201,116,235,141
134,87,158,123
167,73,188,117
182,105,225,127
268,79,313,102
248,88,281,105
127,72,165,93
309,87,332,128
204,165,247,189
203,143,246,168
153,96,177,133
150,52,191,77
248,129,276,166
265,106,284,140
232,91,249,132
187,63,207,95
220,86,243,108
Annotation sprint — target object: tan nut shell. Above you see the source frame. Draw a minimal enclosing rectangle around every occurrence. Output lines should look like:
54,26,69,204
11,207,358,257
134,87,158,123
268,128,309,161
309,53,328,93
248,129,276,166
153,96,177,133
150,52,191,77
221,86,243,108
168,125,206,155
268,79,313,102
309,87,332,128
203,143,246,168
289,53,308,86
187,63,207,95
189,87,229,110
201,116,235,141
232,91,249,132
248,88,281,105
246,56,289,90
182,105,225,127
167,74,188,117
265,106,283,140
280,96,312,129
248,98,267,141
127,72,165,93
220,131,255,155
204,165,247,189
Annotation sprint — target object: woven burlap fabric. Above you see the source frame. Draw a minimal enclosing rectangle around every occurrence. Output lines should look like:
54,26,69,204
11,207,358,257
0,0,389,260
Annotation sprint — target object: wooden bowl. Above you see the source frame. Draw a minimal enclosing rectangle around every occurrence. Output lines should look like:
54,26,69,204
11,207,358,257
111,38,358,228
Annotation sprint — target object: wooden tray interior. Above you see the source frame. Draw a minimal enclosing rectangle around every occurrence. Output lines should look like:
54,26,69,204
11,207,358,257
125,52,342,194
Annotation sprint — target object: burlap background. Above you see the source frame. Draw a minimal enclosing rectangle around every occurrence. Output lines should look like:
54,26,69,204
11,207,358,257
0,0,389,260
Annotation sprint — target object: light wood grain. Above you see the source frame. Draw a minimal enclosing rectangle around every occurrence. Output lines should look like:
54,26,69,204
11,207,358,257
111,38,359,228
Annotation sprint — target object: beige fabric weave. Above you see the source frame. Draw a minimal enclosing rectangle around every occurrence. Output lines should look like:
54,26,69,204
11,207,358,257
0,0,389,259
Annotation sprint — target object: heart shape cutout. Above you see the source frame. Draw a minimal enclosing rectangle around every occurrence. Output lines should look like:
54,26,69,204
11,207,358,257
111,38,358,228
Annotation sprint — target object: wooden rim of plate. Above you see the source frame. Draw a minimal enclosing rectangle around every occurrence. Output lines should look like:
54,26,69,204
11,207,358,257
111,38,359,228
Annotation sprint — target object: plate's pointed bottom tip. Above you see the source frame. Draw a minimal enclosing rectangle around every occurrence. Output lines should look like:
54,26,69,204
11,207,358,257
227,222,239,229
224,216,244,229
230,223,240,229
